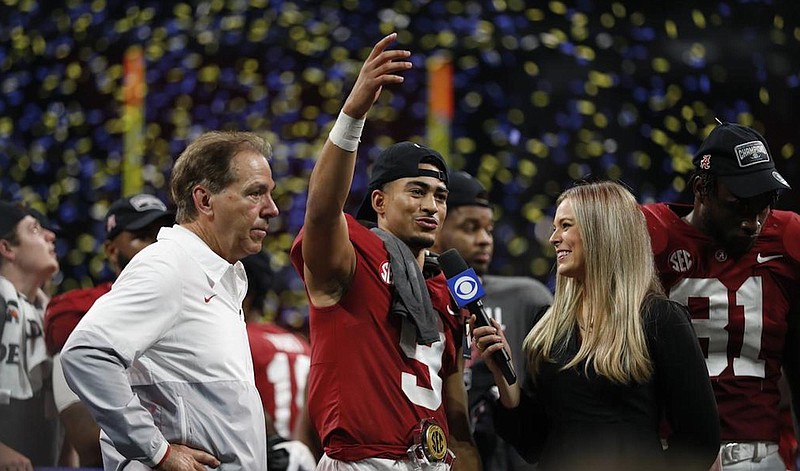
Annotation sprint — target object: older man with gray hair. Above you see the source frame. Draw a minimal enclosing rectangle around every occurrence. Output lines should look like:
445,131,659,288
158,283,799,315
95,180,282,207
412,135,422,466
62,131,279,470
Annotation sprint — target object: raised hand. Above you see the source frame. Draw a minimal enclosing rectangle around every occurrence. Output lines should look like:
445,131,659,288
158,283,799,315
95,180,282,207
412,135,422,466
342,33,412,119
157,444,220,471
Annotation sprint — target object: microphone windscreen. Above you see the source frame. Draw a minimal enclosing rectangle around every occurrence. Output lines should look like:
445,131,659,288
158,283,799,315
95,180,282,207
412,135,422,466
438,248,469,279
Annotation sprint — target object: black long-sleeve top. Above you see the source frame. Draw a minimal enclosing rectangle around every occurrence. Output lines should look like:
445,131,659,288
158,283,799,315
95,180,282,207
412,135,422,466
495,297,720,471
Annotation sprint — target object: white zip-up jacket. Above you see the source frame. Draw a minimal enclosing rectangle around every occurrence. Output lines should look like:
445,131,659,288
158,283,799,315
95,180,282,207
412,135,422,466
62,226,267,470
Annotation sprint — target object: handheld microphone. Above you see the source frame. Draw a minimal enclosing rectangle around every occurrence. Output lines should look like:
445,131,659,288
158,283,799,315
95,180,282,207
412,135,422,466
438,249,517,385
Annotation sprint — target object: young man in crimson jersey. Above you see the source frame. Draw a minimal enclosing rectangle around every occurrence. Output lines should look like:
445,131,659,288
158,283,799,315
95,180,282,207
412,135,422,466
290,34,480,470
44,194,174,467
642,122,800,470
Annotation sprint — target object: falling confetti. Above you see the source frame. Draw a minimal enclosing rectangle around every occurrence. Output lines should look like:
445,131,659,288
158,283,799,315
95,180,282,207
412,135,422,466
1,0,797,328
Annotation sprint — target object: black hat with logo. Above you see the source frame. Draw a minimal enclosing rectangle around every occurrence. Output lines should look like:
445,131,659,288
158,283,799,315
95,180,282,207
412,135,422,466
693,122,791,198
105,194,174,240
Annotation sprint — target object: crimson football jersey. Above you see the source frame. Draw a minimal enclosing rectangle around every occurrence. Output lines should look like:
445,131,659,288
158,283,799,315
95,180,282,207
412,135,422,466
44,282,113,355
643,203,800,441
247,322,311,438
290,214,464,461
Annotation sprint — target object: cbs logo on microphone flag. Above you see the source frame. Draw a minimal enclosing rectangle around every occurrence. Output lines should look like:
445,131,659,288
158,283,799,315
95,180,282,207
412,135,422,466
446,267,486,308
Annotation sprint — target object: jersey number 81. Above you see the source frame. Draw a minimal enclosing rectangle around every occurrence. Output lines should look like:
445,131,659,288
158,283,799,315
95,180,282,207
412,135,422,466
669,276,766,378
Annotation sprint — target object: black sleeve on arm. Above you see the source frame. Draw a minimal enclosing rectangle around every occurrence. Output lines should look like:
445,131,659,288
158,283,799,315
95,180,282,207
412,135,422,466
493,374,549,464
650,299,721,470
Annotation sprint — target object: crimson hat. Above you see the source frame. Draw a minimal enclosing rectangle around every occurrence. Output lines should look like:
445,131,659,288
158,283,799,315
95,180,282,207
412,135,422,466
693,122,791,198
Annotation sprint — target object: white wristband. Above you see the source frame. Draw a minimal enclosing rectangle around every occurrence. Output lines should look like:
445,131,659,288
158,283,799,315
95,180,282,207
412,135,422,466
329,110,365,152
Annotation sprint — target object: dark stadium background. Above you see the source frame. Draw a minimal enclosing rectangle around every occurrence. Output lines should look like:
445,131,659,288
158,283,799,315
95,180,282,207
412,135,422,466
1,0,798,330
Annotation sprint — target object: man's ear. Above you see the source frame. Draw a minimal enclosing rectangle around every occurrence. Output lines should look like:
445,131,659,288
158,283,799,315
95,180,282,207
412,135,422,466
372,189,387,219
192,185,213,217
0,239,15,261
690,175,706,202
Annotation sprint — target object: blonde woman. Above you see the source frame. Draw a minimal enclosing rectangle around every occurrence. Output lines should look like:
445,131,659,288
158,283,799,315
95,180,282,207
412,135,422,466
472,181,720,470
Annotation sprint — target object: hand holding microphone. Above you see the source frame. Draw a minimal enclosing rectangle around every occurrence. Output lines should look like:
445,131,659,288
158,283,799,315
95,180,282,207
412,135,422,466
472,315,512,363
438,249,517,385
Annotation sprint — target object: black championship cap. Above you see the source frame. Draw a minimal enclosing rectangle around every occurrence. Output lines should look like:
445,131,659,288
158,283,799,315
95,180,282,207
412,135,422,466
693,122,791,198
0,201,27,238
105,194,174,240
355,141,449,222
447,171,490,209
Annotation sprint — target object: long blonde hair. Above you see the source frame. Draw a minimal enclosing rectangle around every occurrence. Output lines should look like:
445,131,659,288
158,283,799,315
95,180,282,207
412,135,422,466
524,181,663,384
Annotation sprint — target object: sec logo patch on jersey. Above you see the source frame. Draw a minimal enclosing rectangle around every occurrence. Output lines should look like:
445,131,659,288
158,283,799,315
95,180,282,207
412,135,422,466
669,249,693,273
380,261,392,285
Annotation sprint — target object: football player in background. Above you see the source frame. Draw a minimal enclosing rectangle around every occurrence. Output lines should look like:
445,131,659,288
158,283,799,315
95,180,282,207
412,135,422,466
44,194,173,467
242,251,317,471
431,171,552,471
642,122,800,470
